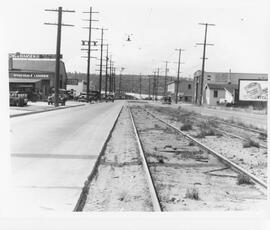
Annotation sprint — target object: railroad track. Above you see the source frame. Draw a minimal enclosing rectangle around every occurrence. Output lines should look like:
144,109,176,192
141,107,267,189
188,114,267,149
74,105,163,211
129,106,163,211
192,114,267,135
74,104,267,212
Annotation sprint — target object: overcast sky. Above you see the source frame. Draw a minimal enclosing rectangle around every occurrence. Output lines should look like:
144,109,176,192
2,0,270,77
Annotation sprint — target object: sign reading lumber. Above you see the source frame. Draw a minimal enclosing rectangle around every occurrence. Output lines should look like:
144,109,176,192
67,78,79,85
9,53,63,59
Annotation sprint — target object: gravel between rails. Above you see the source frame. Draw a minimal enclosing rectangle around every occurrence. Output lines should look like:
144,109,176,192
144,104,267,183
83,106,153,211
131,105,267,211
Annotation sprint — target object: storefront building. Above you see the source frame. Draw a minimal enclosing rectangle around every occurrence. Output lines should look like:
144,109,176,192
9,53,67,101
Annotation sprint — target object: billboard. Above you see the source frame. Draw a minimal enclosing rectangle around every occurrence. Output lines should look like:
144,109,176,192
239,79,268,101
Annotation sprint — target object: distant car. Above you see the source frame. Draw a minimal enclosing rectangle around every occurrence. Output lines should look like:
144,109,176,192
78,91,100,102
105,94,114,102
162,96,172,105
48,93,66,106
10,91,28,107
144,97,152,100
77,93,88,102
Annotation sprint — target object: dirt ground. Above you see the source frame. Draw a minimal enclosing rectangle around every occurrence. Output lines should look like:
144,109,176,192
83,106,153,211
144,104,267,183
131,105,267,211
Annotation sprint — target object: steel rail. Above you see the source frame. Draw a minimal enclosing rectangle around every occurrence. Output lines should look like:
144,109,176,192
191,113,267,135
188,115,267,149
129,106,163,211
143,108,267,190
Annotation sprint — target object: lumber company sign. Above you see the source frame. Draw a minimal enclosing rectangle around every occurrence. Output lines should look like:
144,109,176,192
9,53,63,59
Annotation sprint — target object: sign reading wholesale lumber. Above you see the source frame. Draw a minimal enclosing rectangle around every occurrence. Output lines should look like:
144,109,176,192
67,79,79,85
239,79,268,101
9,53,63,59
11,73,49,78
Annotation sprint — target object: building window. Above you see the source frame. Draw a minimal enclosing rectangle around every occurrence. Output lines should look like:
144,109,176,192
214,90,218,98
188,84,191,89
207,75,211,81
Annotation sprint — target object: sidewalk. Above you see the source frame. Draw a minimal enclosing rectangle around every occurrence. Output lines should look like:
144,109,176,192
10,101,86,117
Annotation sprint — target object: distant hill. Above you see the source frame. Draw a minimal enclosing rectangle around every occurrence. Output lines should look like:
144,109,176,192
67,72,178,96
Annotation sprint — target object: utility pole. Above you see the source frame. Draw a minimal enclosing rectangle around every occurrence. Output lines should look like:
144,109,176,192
163,61,169,97
82,7,99,101
104,44,109,97
152,71,156,99
131,75,134,93
156,68,160,100
139,73,142,98
119,67,125,96
148,76,151,98
112,67,116,94
98,28,108,100
44,7,75,107
175,48,185,104
109,57,113,93
196,22,215,105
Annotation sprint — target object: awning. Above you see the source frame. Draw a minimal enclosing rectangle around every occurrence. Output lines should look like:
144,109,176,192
9,78,42,83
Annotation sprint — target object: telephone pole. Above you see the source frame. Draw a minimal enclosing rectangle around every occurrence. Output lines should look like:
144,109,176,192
139,73,142,97
109,57,113,93
156,68,160,100
119,67,125,96
197,22,215,105
152,71,156,99
104,44,109,97
98,28,108,100
112,67,116,94
82,7,99,101
163,61,169,96
175,48,185,104
44,7,75,107
148,76,151,98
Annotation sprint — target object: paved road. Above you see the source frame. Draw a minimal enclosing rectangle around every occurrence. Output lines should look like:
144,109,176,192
7,101,124,214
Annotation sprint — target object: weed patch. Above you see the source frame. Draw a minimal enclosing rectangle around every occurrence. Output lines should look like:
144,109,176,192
259,133,267,140
242,138,260,148
185,188,199,200
180,123,193,131
237,174,254,185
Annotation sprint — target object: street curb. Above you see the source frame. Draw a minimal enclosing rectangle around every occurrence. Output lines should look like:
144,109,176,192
73,105,124,211
10,104,85,118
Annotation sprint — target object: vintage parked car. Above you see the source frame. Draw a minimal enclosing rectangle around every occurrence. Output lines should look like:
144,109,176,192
162,96,172,105
78,91,100,102
10,91,28,107
48,93,66,106
105,94,115,102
